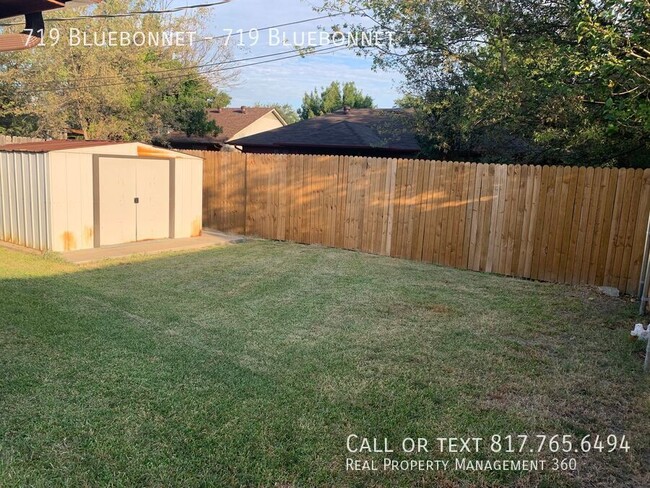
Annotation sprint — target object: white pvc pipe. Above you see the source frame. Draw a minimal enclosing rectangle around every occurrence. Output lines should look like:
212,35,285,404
631,324,650,373
638,212,650,299
640,222,650,315
641,255,650,315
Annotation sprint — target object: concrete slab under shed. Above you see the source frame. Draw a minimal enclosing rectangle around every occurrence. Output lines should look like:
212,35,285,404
62,230,245,264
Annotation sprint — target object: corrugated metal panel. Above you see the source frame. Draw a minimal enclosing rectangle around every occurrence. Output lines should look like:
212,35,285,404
48,152,95,252
0,151,51,250
172,156,203,239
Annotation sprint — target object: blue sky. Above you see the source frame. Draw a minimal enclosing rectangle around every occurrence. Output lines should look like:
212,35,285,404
186,0,404,109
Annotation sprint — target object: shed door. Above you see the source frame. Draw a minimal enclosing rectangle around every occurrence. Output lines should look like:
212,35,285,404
98,158,137,246
98,157,170,246
135,159,170,241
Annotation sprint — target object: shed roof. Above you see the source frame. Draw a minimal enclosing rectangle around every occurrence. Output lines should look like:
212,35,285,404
0,140,125,153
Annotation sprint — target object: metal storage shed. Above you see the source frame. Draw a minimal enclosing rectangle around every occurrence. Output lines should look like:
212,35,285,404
0,140,203,252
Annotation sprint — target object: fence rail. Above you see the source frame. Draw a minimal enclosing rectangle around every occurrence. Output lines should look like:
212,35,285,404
187,150,650,295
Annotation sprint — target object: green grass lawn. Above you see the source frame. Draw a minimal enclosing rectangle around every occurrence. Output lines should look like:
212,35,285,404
0,241,648,487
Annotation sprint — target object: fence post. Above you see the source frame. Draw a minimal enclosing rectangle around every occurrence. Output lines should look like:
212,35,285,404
198,153,650,292
243,153,248,235
385,157,397,256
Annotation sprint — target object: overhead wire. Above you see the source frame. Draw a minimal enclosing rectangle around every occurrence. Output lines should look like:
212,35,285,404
11,8,369,89
15,45,347,94
195,11,364,43
4,3,369,93
25,45,347,87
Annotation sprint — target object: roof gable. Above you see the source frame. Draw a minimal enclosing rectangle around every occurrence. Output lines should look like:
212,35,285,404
208,107,286,141
166,107,286,147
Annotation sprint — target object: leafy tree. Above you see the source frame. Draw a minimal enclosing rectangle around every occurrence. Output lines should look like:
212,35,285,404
321,82,343,114
342,82,374,110
253,102,300,124
0,0,234,141
319,0,650,166
574,0,650,163
394,93,423,110
0,75,38,136
168,78,222,137
299,89,323,120
211,90,232,110
298,81,374,119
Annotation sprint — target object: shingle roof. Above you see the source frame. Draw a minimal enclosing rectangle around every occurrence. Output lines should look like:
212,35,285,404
227,108,420,152
209,107,284,141
167,107,285,145
0,140,125,153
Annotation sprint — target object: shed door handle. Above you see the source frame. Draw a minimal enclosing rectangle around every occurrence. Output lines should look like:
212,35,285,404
134,197,139,204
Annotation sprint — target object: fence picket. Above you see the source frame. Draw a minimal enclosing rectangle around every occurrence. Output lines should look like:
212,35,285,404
199,151,650,295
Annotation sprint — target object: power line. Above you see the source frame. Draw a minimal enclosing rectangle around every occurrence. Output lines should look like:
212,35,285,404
206,46,346,75
15,9,368,87
27,44,349,87
29,46,345,93
16,45,346,94
195,11,363,43
4,6,368,92
0,1,233,27
31,49,291,85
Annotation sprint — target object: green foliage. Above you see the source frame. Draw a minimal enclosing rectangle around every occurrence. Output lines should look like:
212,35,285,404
0,80,38,136
393,93,423,110
321,82,343,114
298,81,374,119
299,88,324,120
0,0,232,141
211,90,232,110
253,102,300,124
320,0,650,166
342,81,374,109
167,78,222,137
575,0,650,144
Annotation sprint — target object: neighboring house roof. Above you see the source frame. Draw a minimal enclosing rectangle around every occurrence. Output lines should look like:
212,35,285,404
0,140,125,153
166,107,287,148
227,108,421,154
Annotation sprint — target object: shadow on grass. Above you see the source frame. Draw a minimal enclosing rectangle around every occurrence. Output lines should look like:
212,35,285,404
0,242,648,487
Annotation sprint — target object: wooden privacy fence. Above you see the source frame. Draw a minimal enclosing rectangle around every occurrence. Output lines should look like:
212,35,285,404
0,135,45,145
187,150,650,295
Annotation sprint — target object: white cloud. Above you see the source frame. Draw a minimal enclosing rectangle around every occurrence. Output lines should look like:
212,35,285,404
186,0,405,108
